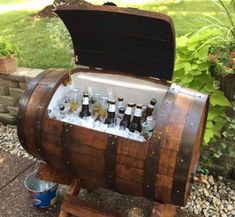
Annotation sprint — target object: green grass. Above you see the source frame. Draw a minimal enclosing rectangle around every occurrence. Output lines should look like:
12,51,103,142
0,11,71,69
0,0,231,68
137,0,229,36
0,0,29,5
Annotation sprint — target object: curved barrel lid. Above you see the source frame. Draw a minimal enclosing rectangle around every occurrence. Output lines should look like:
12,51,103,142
55,4,175,81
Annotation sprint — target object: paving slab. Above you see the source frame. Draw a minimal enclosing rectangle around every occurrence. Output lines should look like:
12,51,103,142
0,162,62,217
0,150,34,190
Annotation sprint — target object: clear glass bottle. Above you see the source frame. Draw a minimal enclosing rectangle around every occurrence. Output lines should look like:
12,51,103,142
116,107,125,126
98,96,108,122
70,89,79,112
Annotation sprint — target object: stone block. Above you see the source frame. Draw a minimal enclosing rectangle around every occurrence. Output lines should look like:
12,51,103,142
0,95,18,107
0,78,19,88
24,68,44,82
0,86,10,95
0,113,16,124
0,104,8,113
0,67,34,82
19,81,28,90
8,106,19,116
9,88,25,99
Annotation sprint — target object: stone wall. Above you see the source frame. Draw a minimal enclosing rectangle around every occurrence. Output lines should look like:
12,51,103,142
0,68,43,124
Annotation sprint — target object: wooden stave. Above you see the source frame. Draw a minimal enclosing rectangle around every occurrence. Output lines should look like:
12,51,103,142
19,69,209,206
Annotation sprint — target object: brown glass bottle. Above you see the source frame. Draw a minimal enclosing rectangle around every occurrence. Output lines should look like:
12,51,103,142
104,100,116,126
79,92,91,118
144,98,157,120
120,102,134,130
129,104,142,133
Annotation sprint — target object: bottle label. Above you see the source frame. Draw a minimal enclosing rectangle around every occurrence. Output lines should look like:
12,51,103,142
108,104,116,112
125,107,132,115
134,108,142,117
83,97,89,105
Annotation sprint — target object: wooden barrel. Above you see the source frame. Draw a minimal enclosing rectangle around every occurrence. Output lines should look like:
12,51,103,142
17,69,209,206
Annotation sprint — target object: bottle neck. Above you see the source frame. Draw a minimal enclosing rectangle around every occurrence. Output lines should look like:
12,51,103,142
125,106,132,115
134,108,142,118
82,97,89,105
108,104,116,113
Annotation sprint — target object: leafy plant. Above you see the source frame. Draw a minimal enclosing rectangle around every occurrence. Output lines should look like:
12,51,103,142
0,38,18,58
174,28,231,145
209,41,235,75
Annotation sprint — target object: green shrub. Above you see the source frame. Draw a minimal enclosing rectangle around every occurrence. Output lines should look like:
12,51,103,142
0,38,18,58
174,28,231,145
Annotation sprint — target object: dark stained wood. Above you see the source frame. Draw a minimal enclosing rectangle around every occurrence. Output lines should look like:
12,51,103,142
171,92,209,206
142,84,181,201
18,68,209,206
59,179,81,217
17,69,52,157
55,4,175,81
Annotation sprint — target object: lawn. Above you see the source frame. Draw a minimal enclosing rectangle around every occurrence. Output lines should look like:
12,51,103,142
0,0,230,69
0,0,29,4
0,11,71,69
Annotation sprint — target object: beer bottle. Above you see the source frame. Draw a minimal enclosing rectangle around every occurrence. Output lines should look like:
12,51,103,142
144,98,157,120
104,100,116,126
116,107,125,126
146,116,155,137
117,96,125,110
129,104,142,133
79,92,91,118
120,102,134,130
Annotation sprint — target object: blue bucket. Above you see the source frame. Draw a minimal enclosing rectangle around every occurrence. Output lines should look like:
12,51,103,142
24,171,58,208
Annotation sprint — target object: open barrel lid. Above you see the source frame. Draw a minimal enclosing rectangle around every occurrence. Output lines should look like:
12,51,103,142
55,4,175,81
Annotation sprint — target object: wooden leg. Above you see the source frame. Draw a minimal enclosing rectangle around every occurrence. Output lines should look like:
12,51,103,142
59,179,81,217
151,202,176,217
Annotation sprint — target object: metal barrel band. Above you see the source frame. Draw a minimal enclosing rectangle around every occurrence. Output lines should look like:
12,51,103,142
142,84,181,200
61,123,77,175
104,134,119,191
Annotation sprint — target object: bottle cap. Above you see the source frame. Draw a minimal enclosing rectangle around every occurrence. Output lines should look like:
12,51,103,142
150,98,157,106
118,96,124,101
109,100,116,104
128,102,136,107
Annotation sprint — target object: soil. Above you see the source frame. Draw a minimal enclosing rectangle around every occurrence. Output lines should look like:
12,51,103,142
34,0,90,19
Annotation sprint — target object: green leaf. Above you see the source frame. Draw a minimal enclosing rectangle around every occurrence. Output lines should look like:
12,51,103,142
181,74,194,84
204,128,214,143
210,90,231,106
207,106,225,120
195,44,210,60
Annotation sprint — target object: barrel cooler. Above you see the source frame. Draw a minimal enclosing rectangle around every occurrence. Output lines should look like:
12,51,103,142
17,4,209,207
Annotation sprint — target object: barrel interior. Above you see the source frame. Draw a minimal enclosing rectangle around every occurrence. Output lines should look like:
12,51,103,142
47,70,169,141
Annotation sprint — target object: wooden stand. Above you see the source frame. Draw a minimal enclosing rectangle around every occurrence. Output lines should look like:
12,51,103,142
36,163,176,217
